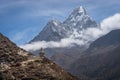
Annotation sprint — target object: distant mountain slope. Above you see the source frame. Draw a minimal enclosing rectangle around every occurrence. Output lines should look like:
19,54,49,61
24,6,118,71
0,33,79,80
50,45,86,70
90,29,120,48
70,29,120,80
30,20,65,42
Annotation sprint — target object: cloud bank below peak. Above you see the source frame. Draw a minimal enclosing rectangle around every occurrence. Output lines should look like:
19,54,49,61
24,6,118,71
20,13,120,51
20,38,86,51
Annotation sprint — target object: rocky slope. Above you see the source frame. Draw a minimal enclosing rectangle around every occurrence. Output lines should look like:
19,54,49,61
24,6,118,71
0,33,79,80
70,29,120,80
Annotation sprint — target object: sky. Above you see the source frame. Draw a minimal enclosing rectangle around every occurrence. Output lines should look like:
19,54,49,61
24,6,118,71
0,0,120,45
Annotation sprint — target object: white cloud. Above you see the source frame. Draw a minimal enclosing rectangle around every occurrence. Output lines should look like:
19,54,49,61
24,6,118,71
20,38,86,51
20,13,120,51
84,13,120,41
101,13,120,31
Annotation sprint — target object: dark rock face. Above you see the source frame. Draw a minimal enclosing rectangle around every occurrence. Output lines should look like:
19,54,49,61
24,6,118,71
90,29,120,48
0,33,29,64
0,33,79,80
69,29,120,80
50,45,87,70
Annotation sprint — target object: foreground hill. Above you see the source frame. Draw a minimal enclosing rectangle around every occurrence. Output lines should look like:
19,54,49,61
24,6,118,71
0,33,79,80
70,29,120,80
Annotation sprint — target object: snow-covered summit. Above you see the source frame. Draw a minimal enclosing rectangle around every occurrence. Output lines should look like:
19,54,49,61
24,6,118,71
64,6,87,22
73,6,86,15
64,6,97,29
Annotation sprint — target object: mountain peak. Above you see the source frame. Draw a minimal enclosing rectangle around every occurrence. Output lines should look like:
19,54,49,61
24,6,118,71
64,6,89,24
30,6,97,43
48,19,60,26
73,6,86,15
63,6,97,30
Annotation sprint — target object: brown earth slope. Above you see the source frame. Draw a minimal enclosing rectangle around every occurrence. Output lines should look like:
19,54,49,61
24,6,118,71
0,33,79,80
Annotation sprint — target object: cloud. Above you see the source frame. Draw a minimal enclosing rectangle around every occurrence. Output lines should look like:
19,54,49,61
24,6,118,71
20,38,86,51
83,13,120,41
20,13,120,51
101,13,120,31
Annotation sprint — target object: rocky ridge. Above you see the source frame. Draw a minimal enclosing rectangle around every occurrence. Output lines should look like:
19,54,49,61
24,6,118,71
0,33,79,80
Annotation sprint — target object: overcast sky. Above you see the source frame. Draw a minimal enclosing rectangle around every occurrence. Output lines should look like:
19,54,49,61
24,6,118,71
0,0,120,45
